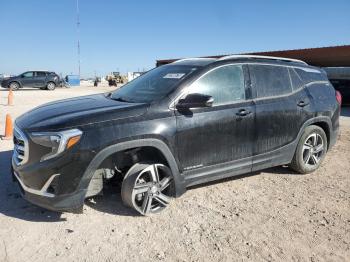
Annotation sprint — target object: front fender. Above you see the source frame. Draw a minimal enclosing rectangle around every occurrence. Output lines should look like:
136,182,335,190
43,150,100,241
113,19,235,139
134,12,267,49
78,138,186,198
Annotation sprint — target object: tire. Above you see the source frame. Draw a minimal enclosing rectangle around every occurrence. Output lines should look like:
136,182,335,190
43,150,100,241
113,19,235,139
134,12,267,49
46,82,56,90
9,82,20,90
290,125,328,174
121,162,174,216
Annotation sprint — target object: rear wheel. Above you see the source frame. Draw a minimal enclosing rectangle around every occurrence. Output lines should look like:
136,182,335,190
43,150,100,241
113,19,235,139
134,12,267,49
9,82,20,90
46,82,56,90
121,163,174,215
290,125,327,174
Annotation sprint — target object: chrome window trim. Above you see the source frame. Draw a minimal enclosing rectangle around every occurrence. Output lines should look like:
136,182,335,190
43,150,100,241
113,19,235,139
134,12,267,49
169,62,324,110
13,172,59,198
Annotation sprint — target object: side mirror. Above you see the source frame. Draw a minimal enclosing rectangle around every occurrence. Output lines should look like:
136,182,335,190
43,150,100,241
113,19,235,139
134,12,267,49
176,93,214,109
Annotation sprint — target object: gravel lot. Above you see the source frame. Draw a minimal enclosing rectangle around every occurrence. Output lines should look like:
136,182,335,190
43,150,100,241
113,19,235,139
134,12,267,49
0,86,349,262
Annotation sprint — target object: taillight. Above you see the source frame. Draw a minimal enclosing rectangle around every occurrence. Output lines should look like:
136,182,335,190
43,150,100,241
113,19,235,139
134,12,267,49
335,90,342,105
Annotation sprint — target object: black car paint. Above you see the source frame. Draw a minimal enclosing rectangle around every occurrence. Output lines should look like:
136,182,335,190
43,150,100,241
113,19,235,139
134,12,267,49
1,71,60,89
12,58,340,212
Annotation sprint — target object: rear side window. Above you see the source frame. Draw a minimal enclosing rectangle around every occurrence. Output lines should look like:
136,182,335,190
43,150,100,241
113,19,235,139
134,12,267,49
294,68,328,84
36,72,47,77
188,65,245,105
249,65,292,98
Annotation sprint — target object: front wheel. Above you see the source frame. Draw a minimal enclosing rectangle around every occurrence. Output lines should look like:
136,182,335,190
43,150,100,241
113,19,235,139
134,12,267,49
46,82,56,90
121,163,174,215
290,125,328,174
9,82,20,90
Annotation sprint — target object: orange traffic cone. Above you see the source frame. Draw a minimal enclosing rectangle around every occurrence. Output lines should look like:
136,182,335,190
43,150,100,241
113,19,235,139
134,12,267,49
2,114,13,140
7,88,14,106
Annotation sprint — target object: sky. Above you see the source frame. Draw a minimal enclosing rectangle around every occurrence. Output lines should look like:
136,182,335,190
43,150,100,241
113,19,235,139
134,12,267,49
0,0,349,78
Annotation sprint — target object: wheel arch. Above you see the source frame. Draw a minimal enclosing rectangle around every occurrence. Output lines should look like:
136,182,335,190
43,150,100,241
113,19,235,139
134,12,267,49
46,81,56,88
312,121,330,148
296,116,332,151
78,139,186,198
8,80,22,89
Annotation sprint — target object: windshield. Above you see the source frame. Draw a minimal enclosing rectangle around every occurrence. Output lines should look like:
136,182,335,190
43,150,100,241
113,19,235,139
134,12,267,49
110,65,199,103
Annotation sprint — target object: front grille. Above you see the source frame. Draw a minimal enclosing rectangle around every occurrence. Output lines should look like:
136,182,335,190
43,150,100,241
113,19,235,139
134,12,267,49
13,126,29,165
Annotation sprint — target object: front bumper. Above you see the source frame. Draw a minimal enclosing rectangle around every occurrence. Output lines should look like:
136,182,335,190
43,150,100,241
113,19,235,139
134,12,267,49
13,170,86,212
13,171,58,198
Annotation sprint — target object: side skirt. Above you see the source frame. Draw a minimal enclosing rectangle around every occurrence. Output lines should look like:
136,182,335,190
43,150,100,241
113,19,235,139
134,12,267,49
183,139,297,188
183,157,252,187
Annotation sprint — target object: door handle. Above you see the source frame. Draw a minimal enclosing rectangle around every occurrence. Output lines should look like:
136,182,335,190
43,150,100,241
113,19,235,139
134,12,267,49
236,109,251,117
297,100,309,107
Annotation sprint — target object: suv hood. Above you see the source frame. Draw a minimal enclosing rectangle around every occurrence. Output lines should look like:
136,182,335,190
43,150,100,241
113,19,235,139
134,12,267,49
1,76,15,83
16,94,148,131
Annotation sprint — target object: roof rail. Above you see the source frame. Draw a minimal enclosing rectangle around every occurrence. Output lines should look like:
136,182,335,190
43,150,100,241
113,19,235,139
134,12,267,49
172,57,216,64
218,55,307,65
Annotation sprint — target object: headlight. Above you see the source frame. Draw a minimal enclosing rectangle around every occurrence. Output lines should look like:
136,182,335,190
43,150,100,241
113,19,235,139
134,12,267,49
31,129,82,161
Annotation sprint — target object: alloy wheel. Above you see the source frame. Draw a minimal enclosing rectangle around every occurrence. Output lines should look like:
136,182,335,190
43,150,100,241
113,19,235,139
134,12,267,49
10,82,19,90
124,163,173,215
47,82,55,90
302,133,325,167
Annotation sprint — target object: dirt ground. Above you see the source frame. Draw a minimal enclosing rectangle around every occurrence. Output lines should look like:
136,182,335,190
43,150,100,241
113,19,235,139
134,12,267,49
0,86,349,262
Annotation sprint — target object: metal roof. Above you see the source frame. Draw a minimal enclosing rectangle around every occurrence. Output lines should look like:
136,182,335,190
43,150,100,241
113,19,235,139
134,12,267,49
156,45,350,67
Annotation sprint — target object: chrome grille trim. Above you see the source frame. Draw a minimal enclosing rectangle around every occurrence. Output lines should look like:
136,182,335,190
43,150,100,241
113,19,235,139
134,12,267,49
13,172,58,198
13,125,29,166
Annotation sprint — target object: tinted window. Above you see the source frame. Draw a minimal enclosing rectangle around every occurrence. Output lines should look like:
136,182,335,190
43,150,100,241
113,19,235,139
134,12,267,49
294,68,328,84
188,65,245,105
289,68,304,90
249,65,292,98
22,72,33,78
111,65,198,103
36,72,47,77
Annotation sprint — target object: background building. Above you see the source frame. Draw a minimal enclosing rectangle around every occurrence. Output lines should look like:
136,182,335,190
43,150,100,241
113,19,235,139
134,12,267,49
156,45,350,67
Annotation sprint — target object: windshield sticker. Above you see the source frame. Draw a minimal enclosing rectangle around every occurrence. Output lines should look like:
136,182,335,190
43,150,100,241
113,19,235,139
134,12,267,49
163,73,186,79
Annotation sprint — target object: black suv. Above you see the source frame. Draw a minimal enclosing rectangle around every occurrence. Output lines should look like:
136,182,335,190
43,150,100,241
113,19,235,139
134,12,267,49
12,56,340,215
1,71,60,90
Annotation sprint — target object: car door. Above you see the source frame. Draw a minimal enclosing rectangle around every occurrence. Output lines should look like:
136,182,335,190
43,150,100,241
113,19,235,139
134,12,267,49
175,64,254,175
34,71,47,87
20,71,35,87
248,64,309,170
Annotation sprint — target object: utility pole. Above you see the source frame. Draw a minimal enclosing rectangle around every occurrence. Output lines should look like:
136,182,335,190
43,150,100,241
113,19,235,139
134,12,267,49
76,0,81,78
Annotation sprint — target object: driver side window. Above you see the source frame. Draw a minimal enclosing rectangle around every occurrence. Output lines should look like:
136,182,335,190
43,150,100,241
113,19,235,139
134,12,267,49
188,65,245,105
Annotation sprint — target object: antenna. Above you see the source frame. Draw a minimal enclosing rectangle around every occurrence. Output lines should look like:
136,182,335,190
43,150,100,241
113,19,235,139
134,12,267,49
76,0,81,78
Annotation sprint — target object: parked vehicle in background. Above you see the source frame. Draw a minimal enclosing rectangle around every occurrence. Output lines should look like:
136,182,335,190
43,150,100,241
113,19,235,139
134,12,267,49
12,56,340,216
1,71,60,90
323,67,350,105
106,72,126,86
